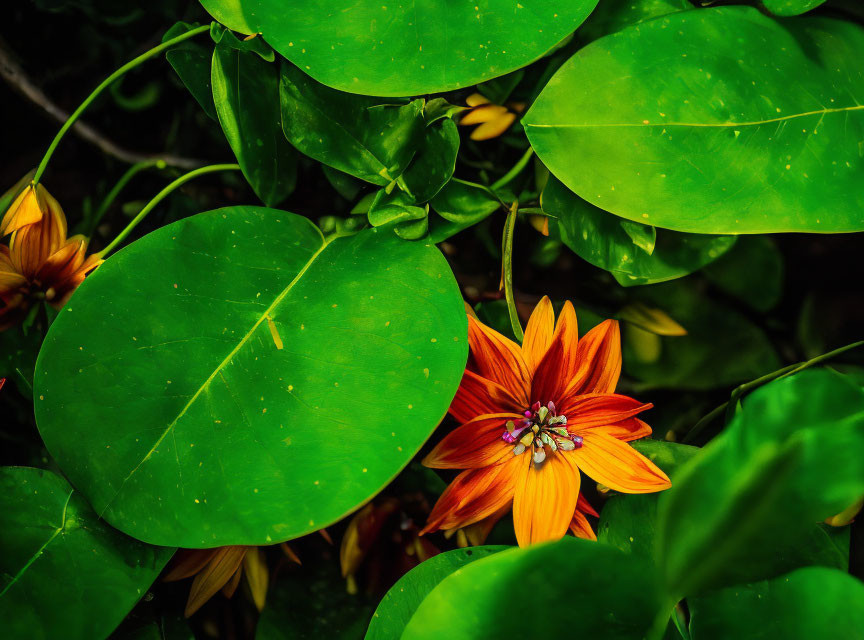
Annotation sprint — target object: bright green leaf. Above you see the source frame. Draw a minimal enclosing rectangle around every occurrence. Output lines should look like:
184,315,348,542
365,547,507,640
401,538,665,639
688,567,864,640
657,369,864,596
763,0,827,17
34,207,467,547
200,0,600,96
543,177,736,286
578,0,693,42
525,7,864,233
0,467,173,640
212,33,297,206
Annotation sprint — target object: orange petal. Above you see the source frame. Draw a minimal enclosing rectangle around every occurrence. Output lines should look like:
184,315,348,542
220,564,243,598
0,184,42,237
562,393,652,431
184,546,248,617
531,301,579,404
569,509,597,541
465,92,491,107
450,369,525,424
281,542,302,565
423,412,522,469
467,315,530,404
521,296,554,375
460,103,508,125
513,452,580,547
597,417,653,442
242,547,269,612
470,112,517,141
0,247,26,294
573,431,671,494
421,456,525,534
36,237,86,289
577,493,599,518
561,320,622,400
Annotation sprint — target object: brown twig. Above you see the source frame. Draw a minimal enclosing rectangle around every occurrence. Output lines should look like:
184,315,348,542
0,38,204,171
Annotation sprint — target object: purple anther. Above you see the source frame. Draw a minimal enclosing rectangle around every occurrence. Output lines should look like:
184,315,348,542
524,410,533,418
571,435,584,449
502,430,518,444
547,401,556,415
531,401,541,412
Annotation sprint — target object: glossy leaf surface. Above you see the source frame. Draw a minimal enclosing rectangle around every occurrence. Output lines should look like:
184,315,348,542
657,370,864,596
212,32,297,206
201,0,599,96
34,207,467,547
365,547,506,640
402,538,663,639
163,22,216,120
0,467,173,640
543,177,736,286
525,7,864,233
689,567,864,640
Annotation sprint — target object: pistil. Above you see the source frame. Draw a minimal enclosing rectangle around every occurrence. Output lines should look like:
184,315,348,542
502,401,583,464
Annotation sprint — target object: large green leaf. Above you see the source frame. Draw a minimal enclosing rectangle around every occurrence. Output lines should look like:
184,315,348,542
279,62,424,186
763,0,826,16
365,547,506,640
623,280,780,390
543,177,736,286
212,31,297,206
401,538,664,639
688,567,864,640
34,207,467,547
657,370,864,597
0,467,173,640
200,0,599,96
578,0,693,42
524,7,864,234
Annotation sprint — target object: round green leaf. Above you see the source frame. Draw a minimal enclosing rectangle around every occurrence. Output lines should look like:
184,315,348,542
201,0,599,96
365,547,507,640
578,0,692,43
543,176,736,286
524,7,864,233
0,467,173,640
657,370,864,597
401,538,664,640
34,207,467,547
689,567,864,640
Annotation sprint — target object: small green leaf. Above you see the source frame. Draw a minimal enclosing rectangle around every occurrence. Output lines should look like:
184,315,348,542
578,0,693,42
763,0,826,16
162,22,217,120
365,547,507,640
212,33,297,206
400,119,460,204
657,369,864,596
0,467,173,640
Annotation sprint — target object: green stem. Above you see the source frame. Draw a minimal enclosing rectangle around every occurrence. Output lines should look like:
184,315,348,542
32,24,210,184
491,147,534,192
97,163,240,258
87,159,165,236
502,201,524,342
683,340,864,443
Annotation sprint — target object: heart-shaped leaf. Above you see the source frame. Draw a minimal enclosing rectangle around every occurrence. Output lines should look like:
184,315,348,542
525,7,864,233
200,0,600,96
34,207,467,547
0,467,173,640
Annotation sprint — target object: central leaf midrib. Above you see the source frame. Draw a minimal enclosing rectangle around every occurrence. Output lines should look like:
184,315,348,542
99,231,333,515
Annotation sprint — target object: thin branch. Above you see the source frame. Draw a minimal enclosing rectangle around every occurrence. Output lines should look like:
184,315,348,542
0,38,204,171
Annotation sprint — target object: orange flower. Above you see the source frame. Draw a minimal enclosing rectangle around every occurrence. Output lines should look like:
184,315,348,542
0,183,101,329
421,297,671,547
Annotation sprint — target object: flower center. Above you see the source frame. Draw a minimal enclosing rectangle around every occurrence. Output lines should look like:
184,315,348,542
501,401,583,464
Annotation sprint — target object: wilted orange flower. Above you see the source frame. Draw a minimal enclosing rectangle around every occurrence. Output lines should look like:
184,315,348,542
0,183,101,329
421,297,671,547
459,93,526,141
